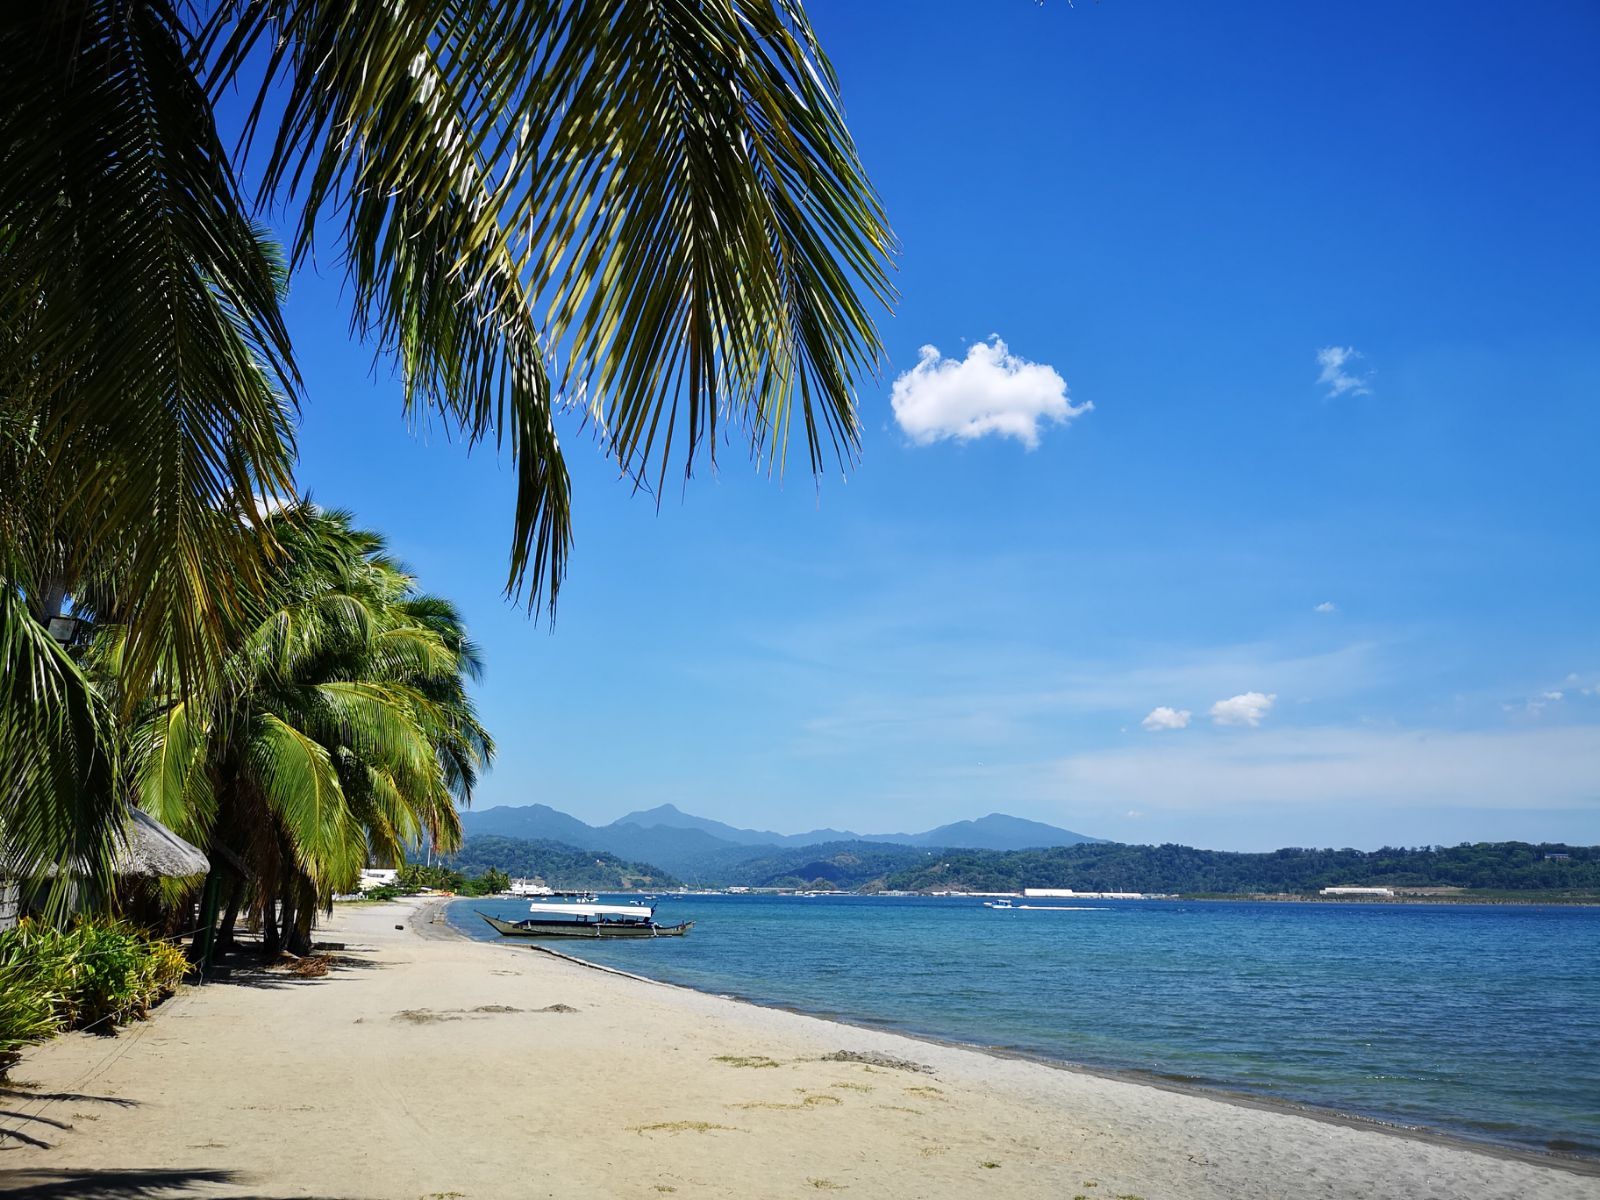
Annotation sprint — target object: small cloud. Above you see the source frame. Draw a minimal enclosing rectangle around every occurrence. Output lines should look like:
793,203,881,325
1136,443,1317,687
1518,690,1566,716
1141,706,1192,732
1124,809,1144,819
1316,346,1372,398
1210,692,1277,727
1313,601,1338,614
890,336,1090,448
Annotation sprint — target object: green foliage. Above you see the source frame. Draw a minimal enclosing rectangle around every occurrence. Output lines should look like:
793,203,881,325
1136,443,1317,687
0,917,189,1074
0,587,122,904
209,0,894,612
882,842,1600,895
440,836,679,890
0,962,57,1074
715,841,936,889
132,508,492,942
4,0,889,930
397,862,467,893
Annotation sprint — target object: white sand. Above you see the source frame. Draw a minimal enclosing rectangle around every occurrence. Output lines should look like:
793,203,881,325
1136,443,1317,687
1,899,1594,1199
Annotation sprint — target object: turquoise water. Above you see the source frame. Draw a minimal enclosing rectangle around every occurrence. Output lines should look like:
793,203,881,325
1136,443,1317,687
448,894,1600,1157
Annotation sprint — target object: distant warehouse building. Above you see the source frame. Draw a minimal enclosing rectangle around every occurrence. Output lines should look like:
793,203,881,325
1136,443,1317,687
1319,886,1394,897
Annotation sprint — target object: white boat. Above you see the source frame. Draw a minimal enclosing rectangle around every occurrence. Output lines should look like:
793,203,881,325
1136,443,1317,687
477,898,692,939
983,899,1016,909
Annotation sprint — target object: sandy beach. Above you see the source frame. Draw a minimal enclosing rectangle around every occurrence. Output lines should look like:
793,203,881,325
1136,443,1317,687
1,899,1594,1200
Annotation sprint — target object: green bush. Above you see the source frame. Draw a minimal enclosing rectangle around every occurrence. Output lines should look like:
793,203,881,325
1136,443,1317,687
0,917,190,1075
0,962,59,1075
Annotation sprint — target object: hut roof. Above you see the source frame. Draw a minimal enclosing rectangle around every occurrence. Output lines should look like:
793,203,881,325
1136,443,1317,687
115,810,209,879
2,811,209,881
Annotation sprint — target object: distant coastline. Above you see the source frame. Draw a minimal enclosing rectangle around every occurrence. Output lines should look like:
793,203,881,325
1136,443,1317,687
1181,891,1600,907
437,804,1600,897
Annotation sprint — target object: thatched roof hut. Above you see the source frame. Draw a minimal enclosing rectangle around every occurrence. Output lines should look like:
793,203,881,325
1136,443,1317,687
114,810,209,879
0,812,208,931
2,811,209,883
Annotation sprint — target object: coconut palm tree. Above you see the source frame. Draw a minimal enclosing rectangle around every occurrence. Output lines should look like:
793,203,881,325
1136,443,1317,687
130,507,492,954
1,0,892,886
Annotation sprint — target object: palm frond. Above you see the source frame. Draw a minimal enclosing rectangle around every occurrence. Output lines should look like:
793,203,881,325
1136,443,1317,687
0,585,122,901
0,0,300,692
208,0,893,610
247,712,360,889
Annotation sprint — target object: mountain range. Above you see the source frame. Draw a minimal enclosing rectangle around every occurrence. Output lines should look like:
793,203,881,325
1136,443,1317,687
457,802,1102,882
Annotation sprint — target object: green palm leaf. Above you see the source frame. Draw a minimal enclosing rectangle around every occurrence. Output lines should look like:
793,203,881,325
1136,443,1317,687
0,586,121,899
1,0,300,689
247,713,360,890
209,0,894,609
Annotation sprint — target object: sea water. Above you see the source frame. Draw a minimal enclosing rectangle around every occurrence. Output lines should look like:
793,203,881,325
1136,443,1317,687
448,894,1600,1158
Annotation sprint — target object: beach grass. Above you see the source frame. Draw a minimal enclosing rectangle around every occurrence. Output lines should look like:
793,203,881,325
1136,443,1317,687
714,1054,783,1068
630,1121,744,1135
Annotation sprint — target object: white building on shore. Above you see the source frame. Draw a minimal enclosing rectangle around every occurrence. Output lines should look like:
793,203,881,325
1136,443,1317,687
1319,886,1394,897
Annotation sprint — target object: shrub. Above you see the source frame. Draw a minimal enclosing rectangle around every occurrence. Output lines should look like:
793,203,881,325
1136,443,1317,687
0,917,190,1075
0,962,59,1075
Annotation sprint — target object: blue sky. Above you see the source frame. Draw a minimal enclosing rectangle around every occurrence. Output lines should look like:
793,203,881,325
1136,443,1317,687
263,0,1598,850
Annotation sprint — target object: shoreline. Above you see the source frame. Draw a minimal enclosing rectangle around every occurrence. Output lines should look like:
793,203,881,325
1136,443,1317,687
429,899,1600,1179
4,897,1593,1199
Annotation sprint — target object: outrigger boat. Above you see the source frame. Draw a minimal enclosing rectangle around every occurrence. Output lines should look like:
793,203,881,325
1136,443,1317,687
477,898,693,939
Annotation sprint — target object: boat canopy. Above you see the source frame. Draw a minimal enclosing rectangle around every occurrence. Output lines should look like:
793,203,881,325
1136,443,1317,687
526,902,653,919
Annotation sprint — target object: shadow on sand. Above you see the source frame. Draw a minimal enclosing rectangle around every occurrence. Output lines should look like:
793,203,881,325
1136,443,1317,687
0,1089,140,1150
0,1167,355,1199
202,953,385,991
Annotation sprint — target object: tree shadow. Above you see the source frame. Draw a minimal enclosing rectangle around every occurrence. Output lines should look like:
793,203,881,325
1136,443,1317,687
0,1167,355,1198
0,1089,137,1108
203,955,385,990
0,1089,143,1150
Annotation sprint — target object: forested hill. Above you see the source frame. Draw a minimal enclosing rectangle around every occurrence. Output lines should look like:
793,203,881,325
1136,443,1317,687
882,842,1600,895
440,836,679,890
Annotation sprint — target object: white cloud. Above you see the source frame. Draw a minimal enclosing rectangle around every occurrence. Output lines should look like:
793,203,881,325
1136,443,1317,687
1315,346,1372,398
1210,691,1277,727
890,336,1090,448
1313,601,1338,614
1142,706,1192,732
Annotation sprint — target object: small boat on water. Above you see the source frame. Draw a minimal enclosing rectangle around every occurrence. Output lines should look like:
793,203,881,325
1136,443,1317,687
477,899,693,939
984,899,1016,909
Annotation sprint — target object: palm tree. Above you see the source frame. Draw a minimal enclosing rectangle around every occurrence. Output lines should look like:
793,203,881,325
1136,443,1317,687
2,0,892,885
130,507,492,955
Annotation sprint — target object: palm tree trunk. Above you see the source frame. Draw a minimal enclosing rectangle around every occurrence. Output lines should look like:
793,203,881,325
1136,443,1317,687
217,878,243,953
286,877,314,956
261,891,281,958
276,876,295,957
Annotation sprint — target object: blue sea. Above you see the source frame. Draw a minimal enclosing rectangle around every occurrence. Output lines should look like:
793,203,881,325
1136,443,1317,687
448,894,1600,1158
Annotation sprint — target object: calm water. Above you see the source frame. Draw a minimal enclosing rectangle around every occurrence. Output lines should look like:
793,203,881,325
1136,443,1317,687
448,894,1600,1157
